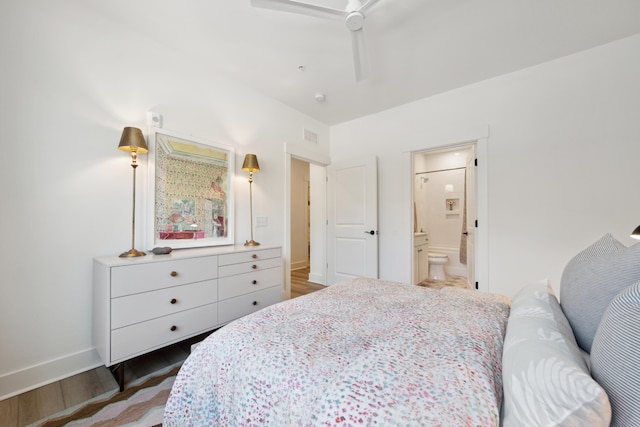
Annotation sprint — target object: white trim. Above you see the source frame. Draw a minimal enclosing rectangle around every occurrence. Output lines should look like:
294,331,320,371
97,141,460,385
308,164,327,287
283,152,292,300
284,142,331,165
307,272,325,285
0,348,103,401
475,137,489,292
402,125,489,153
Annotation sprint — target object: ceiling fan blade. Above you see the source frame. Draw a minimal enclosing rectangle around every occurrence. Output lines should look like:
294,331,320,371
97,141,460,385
250,0,345,21
358,0,381,12
350,28,370,82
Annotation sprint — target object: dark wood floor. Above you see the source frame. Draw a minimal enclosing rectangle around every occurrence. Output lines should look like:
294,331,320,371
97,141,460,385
291,266,326,298
0,270,323,427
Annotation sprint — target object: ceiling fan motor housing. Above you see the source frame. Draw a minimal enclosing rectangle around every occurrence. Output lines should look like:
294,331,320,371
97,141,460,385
345,11,365,31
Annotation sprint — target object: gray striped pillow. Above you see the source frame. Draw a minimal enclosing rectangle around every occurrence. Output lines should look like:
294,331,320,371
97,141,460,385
560,235,640,352
590,281,640,427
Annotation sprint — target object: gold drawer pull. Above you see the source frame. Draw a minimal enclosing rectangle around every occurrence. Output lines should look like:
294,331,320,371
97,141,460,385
252,254,258,259
252,264,257,270
170,271,178,277
252,301,258,306
170,298,177,304
252,280,257,285
170,325,177,332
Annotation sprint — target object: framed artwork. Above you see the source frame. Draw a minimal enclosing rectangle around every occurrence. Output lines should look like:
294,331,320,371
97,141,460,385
147,128,234,249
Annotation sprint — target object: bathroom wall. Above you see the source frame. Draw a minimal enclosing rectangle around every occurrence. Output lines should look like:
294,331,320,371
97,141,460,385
414,148,472,277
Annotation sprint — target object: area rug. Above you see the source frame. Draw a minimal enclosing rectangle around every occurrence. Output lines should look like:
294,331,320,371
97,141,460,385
418,274,472,290
28,363,181,427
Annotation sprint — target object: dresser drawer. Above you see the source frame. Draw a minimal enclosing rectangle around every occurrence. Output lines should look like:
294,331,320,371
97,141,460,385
111,279,218,329
218,256,281,278
218,286,282,325
218,267,281,301
111,256,218,297
218,247,281,266
111,303,218,363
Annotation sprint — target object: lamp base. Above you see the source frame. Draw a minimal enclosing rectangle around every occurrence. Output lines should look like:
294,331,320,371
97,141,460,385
244,239,260,247
119,248,147,258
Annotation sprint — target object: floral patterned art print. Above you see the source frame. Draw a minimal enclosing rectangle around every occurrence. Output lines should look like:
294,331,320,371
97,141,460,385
147,128,234,249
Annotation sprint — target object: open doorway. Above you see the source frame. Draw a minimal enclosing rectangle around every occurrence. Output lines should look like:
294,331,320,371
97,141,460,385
290,158,310,272
412,143,477,289
283,144,329,300
289,158,327,298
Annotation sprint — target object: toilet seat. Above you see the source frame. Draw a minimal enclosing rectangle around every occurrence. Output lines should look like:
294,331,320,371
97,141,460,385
428,253,447,260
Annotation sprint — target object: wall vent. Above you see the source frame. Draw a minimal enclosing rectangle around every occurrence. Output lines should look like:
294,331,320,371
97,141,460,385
303,128,319,144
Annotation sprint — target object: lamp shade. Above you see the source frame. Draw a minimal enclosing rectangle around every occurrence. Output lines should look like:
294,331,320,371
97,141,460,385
242,154,260,172
631,225,640,240
118,127,148,153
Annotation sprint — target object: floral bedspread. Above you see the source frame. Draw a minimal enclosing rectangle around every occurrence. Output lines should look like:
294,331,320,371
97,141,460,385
164,278,510,426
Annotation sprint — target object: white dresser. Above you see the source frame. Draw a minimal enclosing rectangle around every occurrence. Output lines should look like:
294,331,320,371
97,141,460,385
93,245,282,390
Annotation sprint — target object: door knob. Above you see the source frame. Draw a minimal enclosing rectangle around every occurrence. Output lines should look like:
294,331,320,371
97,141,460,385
364,230,376,235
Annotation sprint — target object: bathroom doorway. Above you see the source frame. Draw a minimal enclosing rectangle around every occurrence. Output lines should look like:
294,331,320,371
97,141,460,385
412,144,476,288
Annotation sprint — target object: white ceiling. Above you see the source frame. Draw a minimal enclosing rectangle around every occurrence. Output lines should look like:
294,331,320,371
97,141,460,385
87,0,640,125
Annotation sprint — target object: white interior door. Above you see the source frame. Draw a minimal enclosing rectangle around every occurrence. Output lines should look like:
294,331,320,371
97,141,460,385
465,148,476,288
327,156,378,284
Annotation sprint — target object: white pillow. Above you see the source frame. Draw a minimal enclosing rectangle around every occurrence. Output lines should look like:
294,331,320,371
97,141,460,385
502,281,611,427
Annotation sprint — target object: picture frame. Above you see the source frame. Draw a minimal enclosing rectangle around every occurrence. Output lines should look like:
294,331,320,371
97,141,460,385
147,128,235,249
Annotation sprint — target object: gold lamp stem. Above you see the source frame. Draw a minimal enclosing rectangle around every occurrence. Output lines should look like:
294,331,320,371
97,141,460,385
120,154,146,257
117,127,148,257
242,153,260,246
245,171,260,246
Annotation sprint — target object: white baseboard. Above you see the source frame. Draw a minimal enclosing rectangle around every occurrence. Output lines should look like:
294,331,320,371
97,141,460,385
0,348,103,401
308,272,326,285
290,260,308,271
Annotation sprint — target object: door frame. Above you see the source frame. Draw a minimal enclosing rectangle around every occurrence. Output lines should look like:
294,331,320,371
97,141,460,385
283,143,330,300
408,137,489,292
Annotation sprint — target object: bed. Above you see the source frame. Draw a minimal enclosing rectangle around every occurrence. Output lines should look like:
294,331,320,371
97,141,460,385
164,278,510,425
164,234,640,426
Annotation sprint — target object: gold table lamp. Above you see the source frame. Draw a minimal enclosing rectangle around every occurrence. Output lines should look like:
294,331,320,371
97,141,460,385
242,154,260,246
118,127,148,257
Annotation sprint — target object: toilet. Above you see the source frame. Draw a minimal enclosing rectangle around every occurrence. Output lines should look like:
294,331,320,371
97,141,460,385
428,253,449,281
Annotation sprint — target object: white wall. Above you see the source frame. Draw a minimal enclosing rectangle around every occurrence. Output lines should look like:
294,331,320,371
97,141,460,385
331,35,640,298
0,1,329,399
